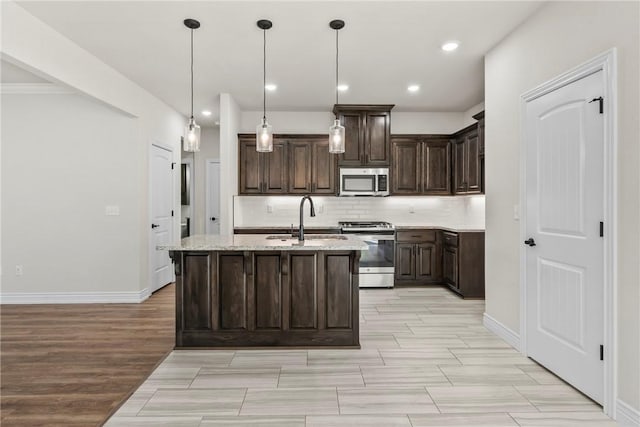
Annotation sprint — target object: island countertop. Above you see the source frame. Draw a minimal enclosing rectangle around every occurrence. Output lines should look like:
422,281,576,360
158,234,368,251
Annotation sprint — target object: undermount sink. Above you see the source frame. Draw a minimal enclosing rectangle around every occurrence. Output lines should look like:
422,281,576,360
265,234,347,241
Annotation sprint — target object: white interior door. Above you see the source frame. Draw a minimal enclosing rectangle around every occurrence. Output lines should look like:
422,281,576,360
151,144,174,293
525,71,604,403
206,159,220,234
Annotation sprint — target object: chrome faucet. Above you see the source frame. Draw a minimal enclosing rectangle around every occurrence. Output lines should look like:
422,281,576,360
298,195,316,241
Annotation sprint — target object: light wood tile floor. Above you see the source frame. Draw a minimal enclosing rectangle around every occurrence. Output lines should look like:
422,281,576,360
106,286,617,426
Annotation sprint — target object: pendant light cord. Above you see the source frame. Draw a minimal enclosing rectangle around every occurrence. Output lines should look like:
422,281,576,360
263,28,267,122
190,28,194,120
335,28,339,119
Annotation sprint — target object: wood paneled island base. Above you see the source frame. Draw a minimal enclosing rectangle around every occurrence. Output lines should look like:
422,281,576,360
169,246,361,348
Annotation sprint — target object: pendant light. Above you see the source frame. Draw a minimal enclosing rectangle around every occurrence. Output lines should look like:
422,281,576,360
328,19,346,154
256,19,273,152
183,18,201,152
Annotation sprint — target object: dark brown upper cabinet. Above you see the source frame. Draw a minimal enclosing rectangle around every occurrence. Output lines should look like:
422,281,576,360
333,104,394,167
288,137,336,194
453,125,482,195
239,134,336,195
473,110,485,157
239,136,288,194
391,136,451,195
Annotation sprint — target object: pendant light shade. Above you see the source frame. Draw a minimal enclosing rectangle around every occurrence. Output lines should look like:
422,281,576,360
184,117,201,152
256,19,273,152
329,19,346,154
183,18,201,152
329,119,345,153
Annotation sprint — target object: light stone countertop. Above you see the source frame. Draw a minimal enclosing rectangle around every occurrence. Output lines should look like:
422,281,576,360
394,225,485,232
158,234,368,251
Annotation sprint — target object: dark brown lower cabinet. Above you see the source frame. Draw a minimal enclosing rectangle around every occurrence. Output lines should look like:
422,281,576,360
395,229,485,299
171,249,360,347
394,231,441,284
442,231,485,298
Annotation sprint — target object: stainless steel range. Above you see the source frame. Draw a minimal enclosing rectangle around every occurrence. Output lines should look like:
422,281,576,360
340,221,395,288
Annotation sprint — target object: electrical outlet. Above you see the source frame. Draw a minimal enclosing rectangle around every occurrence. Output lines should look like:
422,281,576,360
15,265,23,276
409,205,415,214
266,204,273,213
317,205,324,214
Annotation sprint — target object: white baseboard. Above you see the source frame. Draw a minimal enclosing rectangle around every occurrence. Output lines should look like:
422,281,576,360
0,288,151,304
617,399,640,426
483,312,521,351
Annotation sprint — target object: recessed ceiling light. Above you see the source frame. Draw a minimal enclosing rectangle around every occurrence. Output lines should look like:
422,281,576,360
202,110,212,116
407,85,420,93
441,41,460,52
337,84,349,91
265,83,277,91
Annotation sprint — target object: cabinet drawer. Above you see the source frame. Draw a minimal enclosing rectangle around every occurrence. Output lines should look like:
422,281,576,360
442,231,459,247
396,230,437,243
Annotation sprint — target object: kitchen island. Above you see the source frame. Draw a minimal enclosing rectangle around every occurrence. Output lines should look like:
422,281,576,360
160,234,367,348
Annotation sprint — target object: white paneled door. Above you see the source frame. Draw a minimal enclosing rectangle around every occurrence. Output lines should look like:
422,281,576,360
525,71,604,404
151,144,174,293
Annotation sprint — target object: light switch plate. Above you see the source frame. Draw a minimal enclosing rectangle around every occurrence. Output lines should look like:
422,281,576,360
266,204,273,213
513,204,520,220
105,205,120,216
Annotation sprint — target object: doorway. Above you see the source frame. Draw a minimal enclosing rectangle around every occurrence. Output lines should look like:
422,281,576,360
206,159,221,234
520,50,616,413
150,143,175,293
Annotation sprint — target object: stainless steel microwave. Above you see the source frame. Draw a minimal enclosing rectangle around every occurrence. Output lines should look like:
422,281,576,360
339,168,390,196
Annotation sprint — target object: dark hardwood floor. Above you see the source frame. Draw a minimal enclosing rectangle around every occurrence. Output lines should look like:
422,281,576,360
1,284,175,427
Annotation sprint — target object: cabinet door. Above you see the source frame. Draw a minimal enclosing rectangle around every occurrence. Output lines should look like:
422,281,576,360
391,139,421,194
263,142,288,193
395,243,415,280
465,130,481,193
416,242,438,280
365,111,390,166
338,112,364,166
422,139,451,195
239,139,263,194
288,141,312,194
454,138,466,194
312,139,336,194
442,245,458,287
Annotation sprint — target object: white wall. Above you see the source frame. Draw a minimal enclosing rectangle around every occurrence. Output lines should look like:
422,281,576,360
219,94,241,236
240,110,469,135
462,101,485,127
1,2,185,300
182,127,220,235
1,92,142,295
234,195,485,230
485,1,639,415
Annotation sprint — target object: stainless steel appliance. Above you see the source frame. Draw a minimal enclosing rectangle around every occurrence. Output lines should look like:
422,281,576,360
339,168,390,197
340,221,395,288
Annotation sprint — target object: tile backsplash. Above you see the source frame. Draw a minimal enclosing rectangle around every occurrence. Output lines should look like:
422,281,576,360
234,195,485,229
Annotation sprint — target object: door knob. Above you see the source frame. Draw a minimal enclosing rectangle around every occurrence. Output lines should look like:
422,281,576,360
151,224,160,229
210,217,216,221
524,238,536,247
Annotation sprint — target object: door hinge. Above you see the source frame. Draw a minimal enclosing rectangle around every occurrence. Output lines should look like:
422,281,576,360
589,96,604,114
171,210,174,217
171,162,176,170
599,221,604,237
600,344,604,361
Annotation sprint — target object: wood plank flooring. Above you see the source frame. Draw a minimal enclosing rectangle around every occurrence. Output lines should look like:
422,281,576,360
107,286,615,426
1,284,175,427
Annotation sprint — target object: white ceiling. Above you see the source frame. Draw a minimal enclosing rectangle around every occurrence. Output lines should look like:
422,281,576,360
16,1,543,121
